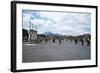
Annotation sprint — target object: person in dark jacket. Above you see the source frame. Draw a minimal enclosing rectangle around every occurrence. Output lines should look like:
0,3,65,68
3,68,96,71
53,38,55,43
80,39,84,46
86,38,90,46
75,39,78,44
45,38,48,42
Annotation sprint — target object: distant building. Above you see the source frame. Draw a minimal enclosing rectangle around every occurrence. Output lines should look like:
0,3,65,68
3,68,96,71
29,29,37,41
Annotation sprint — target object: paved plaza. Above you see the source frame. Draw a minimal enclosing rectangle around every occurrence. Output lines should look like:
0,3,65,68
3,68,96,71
22,39,91,63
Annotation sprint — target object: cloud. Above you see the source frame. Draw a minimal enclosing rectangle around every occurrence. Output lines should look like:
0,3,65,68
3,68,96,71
22,10,91,35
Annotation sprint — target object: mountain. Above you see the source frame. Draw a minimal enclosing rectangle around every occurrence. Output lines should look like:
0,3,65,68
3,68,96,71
42,32,59,36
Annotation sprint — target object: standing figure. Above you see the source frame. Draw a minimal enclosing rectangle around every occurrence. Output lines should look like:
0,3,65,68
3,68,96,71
53,38,55,43
70,39,72,42
45,38,48,43
75,39,78,44
80,39,84,46
59,38,61,45
66,38,68,41
86,38,90,46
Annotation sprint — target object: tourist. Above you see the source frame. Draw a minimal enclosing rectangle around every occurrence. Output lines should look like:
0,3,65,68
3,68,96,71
80,39,84,46
75,39,78,44
53,38,55,43
86,38,90,46
59,38,61,45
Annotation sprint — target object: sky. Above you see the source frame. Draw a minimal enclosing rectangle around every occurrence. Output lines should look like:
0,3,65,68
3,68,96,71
22,9,91,36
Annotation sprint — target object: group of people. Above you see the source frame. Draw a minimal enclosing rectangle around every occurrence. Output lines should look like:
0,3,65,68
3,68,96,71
44,37,90,46
73,38,90,46
52,38,62,44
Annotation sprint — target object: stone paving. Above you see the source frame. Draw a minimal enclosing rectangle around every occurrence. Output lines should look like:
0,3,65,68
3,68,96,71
22,39,91,63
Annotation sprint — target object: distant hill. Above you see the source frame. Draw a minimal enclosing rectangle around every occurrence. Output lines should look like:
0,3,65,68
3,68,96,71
78,33,91,37
42,32,59,36
75,33,91,39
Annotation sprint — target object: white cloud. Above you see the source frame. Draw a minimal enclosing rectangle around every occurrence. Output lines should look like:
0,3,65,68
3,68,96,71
23,10,91,35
